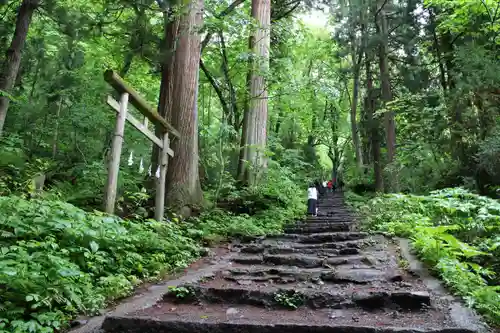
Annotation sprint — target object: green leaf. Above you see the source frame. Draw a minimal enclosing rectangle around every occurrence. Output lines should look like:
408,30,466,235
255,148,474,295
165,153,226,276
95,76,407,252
89,241,99,253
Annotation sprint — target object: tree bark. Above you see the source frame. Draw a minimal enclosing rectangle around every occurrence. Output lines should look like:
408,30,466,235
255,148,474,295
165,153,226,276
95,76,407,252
377,3,395,162
428,9,447,92
366,57,384,192
274,88,283,135
236,65,251,181
219,31,239,134
52,97,63,158
238,0,271,185
377,0,397,191
0,0,40,136
151,3,179,176
441,30,464,162
164,0,204,215
350,59,363,170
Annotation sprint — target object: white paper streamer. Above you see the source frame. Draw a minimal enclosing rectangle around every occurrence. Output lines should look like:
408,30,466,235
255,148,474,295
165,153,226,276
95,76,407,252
148,165,152,176
155,166,160,178
139,158,144,173
127,150,134,166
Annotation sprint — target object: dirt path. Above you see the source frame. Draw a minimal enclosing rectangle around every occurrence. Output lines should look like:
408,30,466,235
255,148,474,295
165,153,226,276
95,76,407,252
74,192,489,333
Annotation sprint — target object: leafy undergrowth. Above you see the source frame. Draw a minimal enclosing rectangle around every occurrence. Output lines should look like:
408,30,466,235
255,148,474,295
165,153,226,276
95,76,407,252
352,188,500,325
0,189,305,332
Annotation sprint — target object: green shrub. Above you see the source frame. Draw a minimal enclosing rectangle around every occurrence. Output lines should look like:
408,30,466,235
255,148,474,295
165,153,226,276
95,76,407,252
0,197,201,332
353,188,500,325
0,166,305,332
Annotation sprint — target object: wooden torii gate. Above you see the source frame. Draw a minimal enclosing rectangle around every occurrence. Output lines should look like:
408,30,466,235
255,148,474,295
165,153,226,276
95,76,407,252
103,69,179,222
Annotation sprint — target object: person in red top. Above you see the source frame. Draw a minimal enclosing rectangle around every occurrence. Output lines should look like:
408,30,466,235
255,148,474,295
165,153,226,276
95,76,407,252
327,180,333,192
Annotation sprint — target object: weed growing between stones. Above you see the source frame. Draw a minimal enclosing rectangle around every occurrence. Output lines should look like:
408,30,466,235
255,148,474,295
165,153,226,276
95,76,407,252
273,290,305,309
398,258,410,270
167,286,195,300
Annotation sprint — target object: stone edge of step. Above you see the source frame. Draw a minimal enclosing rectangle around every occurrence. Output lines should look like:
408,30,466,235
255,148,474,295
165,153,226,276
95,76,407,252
396,238,490,333
162,284,433,311
102,315,479,333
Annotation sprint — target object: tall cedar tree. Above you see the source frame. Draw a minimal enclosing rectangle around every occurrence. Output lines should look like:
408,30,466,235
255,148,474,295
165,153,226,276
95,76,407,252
0,0,40,136
238,0,271,185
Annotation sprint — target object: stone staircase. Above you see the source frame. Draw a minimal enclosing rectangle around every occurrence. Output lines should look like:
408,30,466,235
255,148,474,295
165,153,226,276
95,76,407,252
98,192,486,333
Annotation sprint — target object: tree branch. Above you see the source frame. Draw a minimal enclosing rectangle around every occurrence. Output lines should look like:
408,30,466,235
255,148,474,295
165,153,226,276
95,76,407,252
272,1,300,22
480,0,494,23
199,59,231,118
201,0,246,52
375,0,389,19
218,30,238,128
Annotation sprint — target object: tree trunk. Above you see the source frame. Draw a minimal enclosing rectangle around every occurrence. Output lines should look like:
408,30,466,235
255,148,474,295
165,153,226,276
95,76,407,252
52,97,63,158
237,68,251,181
360,104,371,167
441,30,464,161
377,1,397,191
350,62,363,170
274,92,283,135
164,0,204,215
428,9,447,92
0,0,40,136
151,3,179,177
239,0,271,185
120,52,134,78
366,57,384,192
377,3,395,162
219,31,239,134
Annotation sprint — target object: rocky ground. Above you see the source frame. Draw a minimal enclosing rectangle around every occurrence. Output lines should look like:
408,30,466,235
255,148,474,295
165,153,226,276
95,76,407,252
72,192,489,333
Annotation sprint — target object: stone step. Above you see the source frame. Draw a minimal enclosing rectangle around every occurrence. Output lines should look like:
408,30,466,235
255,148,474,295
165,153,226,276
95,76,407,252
232,253,375,268
231,253,374,268
315,213,351,217
267,246,361,256
304,219,355,224
103,315,475,333
305,218,355,223
308,216,353,220
316,203,346,206
284,223,355,234
222,266,403,284
317,202,345,205
162,285,432,311
263,232,367,244
238,239,367,254
305,216,355,221
299,232,368,244
291,222,356,228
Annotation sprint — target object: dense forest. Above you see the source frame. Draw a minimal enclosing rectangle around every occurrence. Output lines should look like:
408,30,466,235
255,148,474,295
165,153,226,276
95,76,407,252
0,0,499,331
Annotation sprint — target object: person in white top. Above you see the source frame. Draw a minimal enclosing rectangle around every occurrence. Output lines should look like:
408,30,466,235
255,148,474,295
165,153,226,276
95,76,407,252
307,183,318,216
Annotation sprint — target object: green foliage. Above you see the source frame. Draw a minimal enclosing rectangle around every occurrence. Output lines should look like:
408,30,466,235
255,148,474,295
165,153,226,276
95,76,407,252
273,290,304,309
0,155,305,332
167,286,195,299
426,0,500,40
192,161,306,243
478,126,500,180
354,188,500,324
0,196,201,332
344,190,370,210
